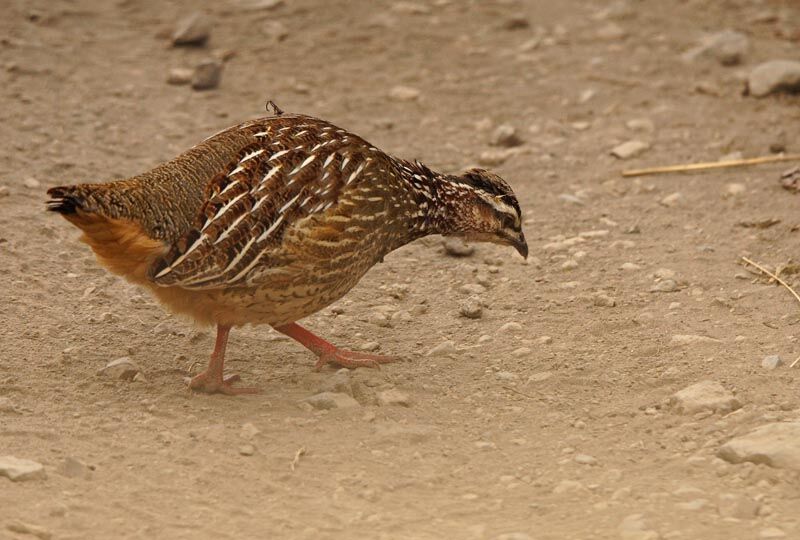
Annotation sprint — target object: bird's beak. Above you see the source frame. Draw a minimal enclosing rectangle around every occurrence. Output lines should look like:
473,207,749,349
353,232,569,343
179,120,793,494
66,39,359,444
512,231,528,259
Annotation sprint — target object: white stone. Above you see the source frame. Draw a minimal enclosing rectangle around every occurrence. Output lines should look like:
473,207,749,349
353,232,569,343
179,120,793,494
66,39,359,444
0,456,46,481
761,355,783,370
389,85,420,101
611,140,650,159
659,192,682,207
426,340,456,356
99,357,141,380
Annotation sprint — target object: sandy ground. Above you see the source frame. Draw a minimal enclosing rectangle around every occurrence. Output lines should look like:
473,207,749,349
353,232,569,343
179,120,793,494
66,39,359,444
1,0,800,539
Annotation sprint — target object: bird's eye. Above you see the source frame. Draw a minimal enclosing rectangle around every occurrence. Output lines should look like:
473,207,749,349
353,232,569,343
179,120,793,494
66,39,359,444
501,214,518,230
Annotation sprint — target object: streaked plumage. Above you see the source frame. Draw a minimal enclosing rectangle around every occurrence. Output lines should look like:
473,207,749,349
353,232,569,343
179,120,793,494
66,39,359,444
47,106,526,394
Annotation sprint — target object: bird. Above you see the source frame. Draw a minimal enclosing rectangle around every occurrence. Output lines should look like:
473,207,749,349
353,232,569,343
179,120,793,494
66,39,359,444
47,103,527,395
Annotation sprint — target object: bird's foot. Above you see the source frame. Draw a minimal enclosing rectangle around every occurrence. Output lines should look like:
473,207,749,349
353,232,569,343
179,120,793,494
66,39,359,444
187,371,260,395
314,349,398,371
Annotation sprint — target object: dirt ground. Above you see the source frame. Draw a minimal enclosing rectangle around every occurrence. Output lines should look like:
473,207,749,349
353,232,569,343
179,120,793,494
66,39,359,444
1,0,800,539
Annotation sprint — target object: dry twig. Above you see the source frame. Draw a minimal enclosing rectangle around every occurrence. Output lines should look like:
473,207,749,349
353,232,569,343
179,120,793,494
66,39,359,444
290,447,306,472
741,257,800,306
502,386,537,400
622,154,800,178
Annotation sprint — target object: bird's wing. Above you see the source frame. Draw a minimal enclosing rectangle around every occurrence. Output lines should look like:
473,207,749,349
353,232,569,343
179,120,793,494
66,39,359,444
148,118,383,289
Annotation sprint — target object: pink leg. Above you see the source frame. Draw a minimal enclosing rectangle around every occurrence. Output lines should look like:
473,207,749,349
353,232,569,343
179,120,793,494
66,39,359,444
273,322,398,371
188,324,259,395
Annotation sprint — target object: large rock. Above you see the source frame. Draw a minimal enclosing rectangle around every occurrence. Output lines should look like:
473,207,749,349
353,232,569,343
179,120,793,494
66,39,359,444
717,422,800,471
669,380,741,414
748,60,800,97
0,456,46,481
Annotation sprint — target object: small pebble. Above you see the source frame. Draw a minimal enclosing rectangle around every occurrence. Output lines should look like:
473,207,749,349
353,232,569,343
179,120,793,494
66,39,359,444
490,124,523,147
167,67,193,85
660,192,682,207
620,262,641,271
304,392,359,410
0,185,9,197
593,294,616,307
98,357,141,381
511,347,531,357
23,177,41,189
360,341,381,352
561,259,578,270
611,140,650,159
574,454,597,465
239,444,255,456
537,336,552,345
389,85,420,101
172,12,211,46
626,118,655,132
192,59,223,90
426,340,456,357
443,237,474,257
761,355,783,370
262,20,288,42
499,322,523,333
650,279,678,293
459,297,483,319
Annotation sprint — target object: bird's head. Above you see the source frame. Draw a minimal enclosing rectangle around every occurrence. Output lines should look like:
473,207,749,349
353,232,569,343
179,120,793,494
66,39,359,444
443,168,527,258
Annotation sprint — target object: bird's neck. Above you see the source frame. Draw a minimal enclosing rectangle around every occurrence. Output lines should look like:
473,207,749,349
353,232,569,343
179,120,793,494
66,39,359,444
396,160,471,239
